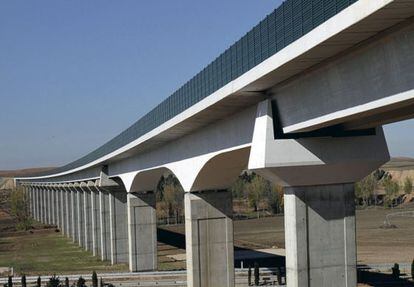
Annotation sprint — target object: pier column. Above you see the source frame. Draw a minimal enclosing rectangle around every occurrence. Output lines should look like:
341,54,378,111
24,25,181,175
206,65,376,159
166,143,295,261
81,183,93,251
185,190,234,287
60,185,67,235
127,192,157,272
51,186,56,225
74,184,84,246
284,184,356,287
99,188,111,261
40,187,45,223
64,185,72,238
109,190,128,264
32,186,40,221
47,186,52,224
90,184,101,256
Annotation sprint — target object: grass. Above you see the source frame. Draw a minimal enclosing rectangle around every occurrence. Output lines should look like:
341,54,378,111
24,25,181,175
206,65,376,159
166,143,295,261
0,229,128,275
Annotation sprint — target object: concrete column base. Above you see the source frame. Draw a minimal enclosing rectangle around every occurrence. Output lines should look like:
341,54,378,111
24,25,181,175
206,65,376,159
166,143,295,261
127,192,157,272
284,184,356,287
185,190,234,287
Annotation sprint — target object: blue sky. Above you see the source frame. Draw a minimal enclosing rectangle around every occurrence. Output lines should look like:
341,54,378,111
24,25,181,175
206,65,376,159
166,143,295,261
1,1,413,170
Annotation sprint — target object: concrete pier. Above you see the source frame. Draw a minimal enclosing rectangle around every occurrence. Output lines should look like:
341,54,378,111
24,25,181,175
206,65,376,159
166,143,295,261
109,191,128,264
60,186,66,234
284,184,356,287
90,184,101,256
75,184,84,247
185,190,234,287
65,186,72,238
70,186,78,242
82,184,93,251
99,189,111,261
127,192,157,272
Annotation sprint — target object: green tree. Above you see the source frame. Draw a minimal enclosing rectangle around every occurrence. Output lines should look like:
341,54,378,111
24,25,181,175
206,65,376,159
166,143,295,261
162,175,184,223
355,174,376,207
265,186,283,214
403,177,413,195
10,187,32,230
383,177,400,208
245,175,267,217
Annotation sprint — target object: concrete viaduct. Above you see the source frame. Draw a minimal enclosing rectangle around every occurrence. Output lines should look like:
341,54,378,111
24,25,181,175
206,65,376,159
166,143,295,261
16,1,414,286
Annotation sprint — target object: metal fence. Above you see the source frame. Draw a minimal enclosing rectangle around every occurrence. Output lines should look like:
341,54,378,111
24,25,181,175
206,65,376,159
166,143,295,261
31,0,359,177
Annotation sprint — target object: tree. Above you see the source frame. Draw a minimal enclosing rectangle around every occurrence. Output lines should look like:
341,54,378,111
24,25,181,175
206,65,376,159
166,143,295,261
21,275,26,287
403,177,413,195
245,175,267,217
162,175,184,224
355,174,376,207
37,277,41,287
266,184,284,214
10,187,32,230
383,177,400,208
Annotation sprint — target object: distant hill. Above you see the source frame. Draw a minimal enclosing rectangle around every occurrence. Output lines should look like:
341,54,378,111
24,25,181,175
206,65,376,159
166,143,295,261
382,157,414,170
0,167,55,178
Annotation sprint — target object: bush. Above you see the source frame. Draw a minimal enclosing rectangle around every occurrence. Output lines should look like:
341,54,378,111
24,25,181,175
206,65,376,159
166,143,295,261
64,278,69,287
392,263,400,278
76,277,86,287
254,262,259,286
411,259,414,280
92,272,97,287
47,275,60,287
248,267,252,286
10,187,32,230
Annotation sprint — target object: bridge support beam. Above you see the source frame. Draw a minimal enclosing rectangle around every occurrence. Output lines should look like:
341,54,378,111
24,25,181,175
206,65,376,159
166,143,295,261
284,184,356,287
109,191,128,264
127,192,157,272
185,190,234,287
99,189,111,261
75,185,84,247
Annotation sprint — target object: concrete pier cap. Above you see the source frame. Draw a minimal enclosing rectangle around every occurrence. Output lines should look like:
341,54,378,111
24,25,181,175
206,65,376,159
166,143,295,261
248,100,390,287
248,100,390,187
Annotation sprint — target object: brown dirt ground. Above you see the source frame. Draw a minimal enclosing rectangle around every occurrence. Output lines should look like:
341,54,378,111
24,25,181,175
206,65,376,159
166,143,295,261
162,207,414,265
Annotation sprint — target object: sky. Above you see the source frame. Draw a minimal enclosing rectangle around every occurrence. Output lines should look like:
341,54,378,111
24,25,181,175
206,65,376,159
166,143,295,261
1,1,413,170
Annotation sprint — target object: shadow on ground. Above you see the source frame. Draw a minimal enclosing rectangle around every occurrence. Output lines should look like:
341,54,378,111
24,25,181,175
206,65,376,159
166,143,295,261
157,227,285,268
358,268,414,287
157,227,414,286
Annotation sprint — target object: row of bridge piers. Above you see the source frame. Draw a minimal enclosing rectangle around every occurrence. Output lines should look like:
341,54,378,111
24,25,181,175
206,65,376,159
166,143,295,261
24,181,359,287
23,183,235,286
